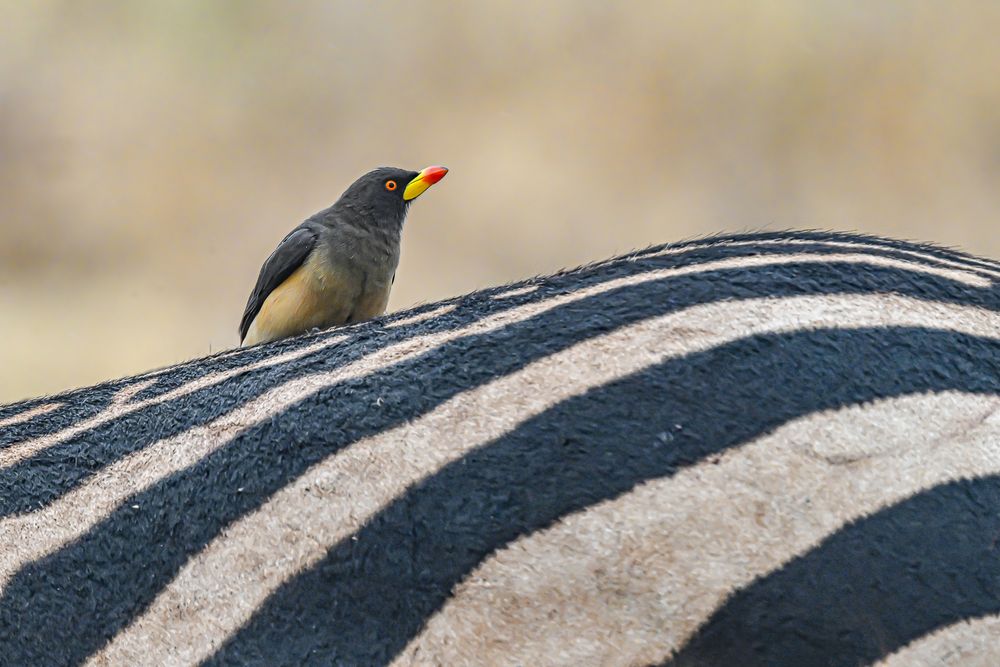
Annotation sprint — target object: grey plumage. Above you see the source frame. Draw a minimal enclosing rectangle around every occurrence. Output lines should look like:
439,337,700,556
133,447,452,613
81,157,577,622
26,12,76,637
238,165,446,347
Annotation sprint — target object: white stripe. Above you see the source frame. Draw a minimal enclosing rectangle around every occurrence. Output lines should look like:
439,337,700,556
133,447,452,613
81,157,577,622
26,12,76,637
877,615,1000,667
4,249,960,586
4,247,718,592
0,403,62,430
643,237,1000,281
396,392,1000,666
386,304,457,328
0,335,347,468
123,343,255,383
666,251,989,287
91,293,1000,666
4,247,980,473
493,285,540,300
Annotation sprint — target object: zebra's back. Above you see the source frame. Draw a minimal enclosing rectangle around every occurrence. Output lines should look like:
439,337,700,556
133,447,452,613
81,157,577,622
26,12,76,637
1,230,999,666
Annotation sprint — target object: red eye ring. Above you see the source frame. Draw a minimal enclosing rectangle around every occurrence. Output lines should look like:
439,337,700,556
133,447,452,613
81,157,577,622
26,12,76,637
385,180,397,191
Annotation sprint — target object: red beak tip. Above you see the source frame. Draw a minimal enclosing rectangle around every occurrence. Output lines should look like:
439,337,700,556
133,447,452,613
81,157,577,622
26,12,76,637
424,166,448,184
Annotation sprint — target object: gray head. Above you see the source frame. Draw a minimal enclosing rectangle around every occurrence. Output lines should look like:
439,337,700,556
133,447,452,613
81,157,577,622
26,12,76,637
332,165,448,230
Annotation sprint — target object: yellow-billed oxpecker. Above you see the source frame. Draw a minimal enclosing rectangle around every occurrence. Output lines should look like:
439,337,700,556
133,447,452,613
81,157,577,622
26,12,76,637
239,165,448,347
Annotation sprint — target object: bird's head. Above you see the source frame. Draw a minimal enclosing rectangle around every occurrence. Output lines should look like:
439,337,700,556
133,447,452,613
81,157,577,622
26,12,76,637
335,165,448,230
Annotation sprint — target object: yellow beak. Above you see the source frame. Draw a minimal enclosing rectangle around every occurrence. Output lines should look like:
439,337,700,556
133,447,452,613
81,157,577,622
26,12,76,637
403,165,449,201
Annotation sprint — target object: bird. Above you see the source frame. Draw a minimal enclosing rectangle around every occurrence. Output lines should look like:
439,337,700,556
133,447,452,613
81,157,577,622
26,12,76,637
238,165,448,347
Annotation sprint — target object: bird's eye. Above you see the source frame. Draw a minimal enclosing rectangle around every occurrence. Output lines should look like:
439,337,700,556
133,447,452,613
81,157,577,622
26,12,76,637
385,180,397,191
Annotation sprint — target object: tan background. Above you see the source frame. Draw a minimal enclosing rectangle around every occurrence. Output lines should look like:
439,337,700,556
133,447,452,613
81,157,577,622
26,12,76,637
1,1,998,403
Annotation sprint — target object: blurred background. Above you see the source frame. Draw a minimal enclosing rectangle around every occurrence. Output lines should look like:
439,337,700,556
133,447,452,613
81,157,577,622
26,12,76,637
1,1,999,403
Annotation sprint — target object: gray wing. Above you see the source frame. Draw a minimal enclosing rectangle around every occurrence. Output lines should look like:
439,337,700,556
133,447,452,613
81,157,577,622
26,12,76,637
239,225,319,343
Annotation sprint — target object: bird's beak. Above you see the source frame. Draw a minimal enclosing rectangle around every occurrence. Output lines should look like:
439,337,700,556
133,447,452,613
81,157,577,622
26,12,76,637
403,165,448,201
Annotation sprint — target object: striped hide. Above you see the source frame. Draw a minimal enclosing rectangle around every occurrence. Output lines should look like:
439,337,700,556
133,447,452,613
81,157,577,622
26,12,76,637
1,229,999,667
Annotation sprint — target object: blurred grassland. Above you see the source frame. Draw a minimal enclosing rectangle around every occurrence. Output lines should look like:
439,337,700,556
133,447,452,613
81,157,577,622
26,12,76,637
1,1,999,403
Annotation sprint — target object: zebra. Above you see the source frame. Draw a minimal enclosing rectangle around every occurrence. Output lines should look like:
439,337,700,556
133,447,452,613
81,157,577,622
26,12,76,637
1,229,999,666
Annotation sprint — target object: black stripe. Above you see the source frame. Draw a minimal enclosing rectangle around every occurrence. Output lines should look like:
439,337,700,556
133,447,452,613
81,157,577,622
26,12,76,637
0,393,114,448
0,233,987,424
0,231,990,419
0,240,996,664
2,322,996,666
4,241,988,517
206,327,1000,665
629,238,998,278
662,475,1000,667
129,296,477,404
636,229,1000,273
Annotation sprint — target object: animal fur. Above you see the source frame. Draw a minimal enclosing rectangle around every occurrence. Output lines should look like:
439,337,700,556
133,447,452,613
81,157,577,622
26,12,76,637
1,230,999,666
